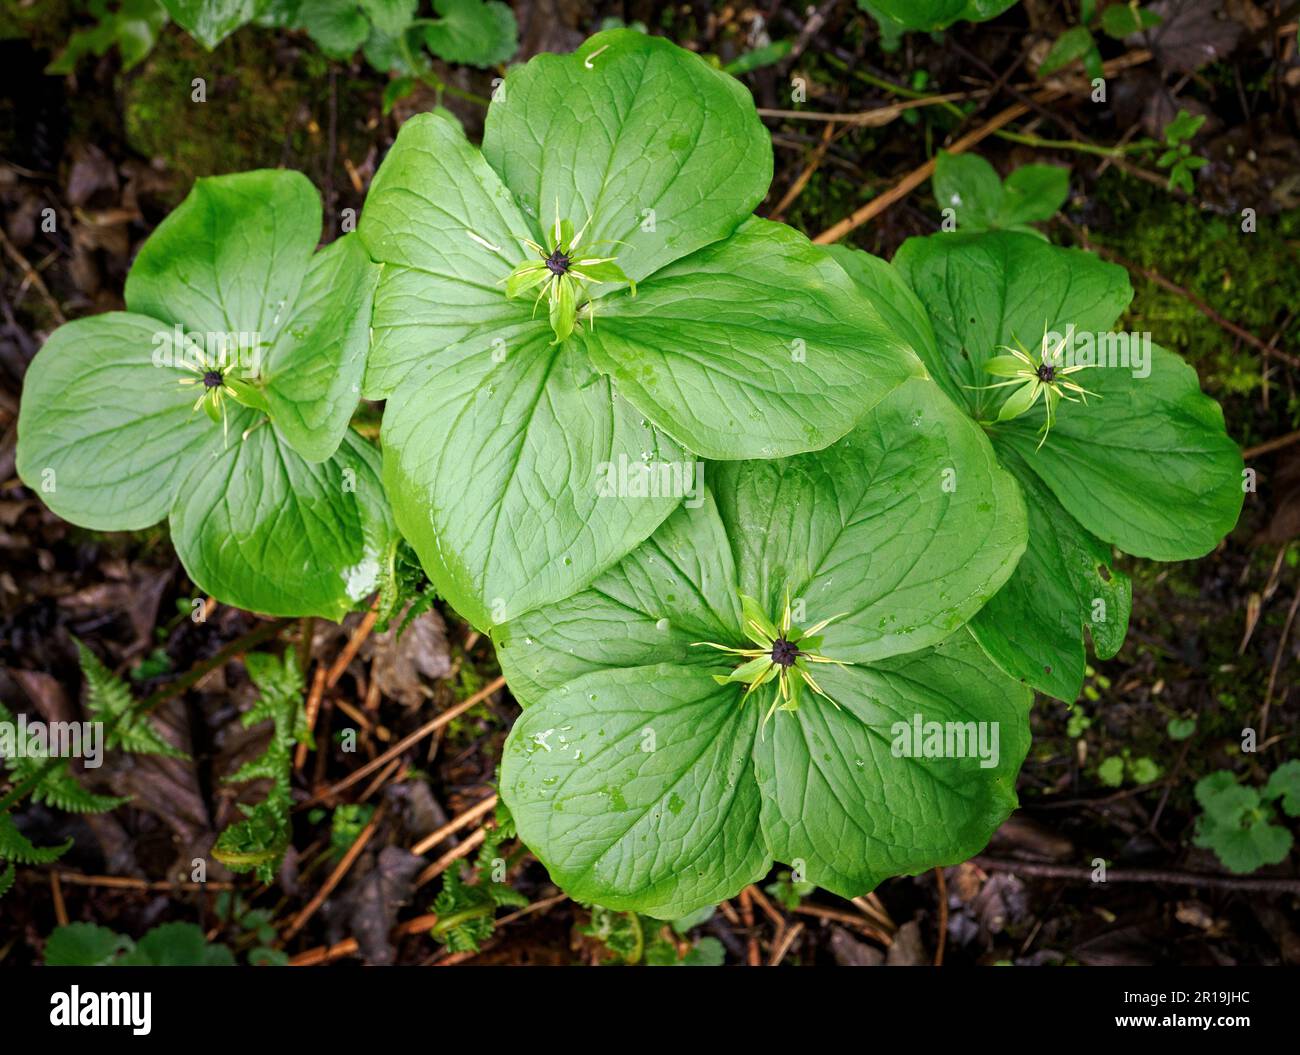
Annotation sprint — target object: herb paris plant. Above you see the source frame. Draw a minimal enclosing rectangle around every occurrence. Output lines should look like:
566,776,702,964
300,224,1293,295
832,231,1243,701
16,169,397,620
359,29,923,632
496,376,1030,917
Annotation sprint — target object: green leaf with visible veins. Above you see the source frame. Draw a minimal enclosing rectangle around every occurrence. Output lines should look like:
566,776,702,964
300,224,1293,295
362,38,920,630
481,30,771,285
581,218,923,460
969,446,1131,700
16,312,222,531
382,331,683,631
17,171,391,620
499,376,1029,915
172,421,396,620
260,234,378,462
887,231,1242,700
125,170,320,342
753,633,1027,897
423,0,517,67
358,110,539,399
163,0,259,49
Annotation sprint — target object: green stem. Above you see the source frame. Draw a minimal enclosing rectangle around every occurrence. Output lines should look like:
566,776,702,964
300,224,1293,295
430,903,495,937
991,128,1136,159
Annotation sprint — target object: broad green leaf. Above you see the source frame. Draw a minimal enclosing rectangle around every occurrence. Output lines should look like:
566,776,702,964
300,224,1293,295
501,665,772,918
582,218,924,460
382,332,683,631
893,231,1132,423
753,631,1029,899
499,377,1030,914
125,169,321,342
16,312,221,531
969,445,1131,701
481,29,772,284
496,491,743,705
358,109,538,397
712,376,1026,663
996,341,1245,561
44,923,130,967
1265,761,1300,818
163,0,258,49
933,151,1003,230
119,922,237,966
822,244,952,405
1001,164,1069,227
298,0,371,57
360,0,416,36
858,0,1017,31
423,0,517,67
171,420,396,620
1193,773,1293,874
933,153,1068,235
1039,26,1096,76
261,233,379,461
893,231,1241,694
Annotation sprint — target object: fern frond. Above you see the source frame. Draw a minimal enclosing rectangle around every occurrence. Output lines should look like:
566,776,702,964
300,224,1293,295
0,703,128,814
0,862,14,898
212,792,291,883
213,651,307,882
0,811,71,864
74,639,185,759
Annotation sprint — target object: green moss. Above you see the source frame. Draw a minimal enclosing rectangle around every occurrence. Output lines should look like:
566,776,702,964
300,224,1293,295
1084,174,1300,432
121,25,373,204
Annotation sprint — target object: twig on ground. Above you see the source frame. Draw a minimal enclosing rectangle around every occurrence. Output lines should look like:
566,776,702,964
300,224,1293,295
298,675,506,808
770,122,835,221
933,867,948,966
325,600,380,688
768,921,803,966
283,802,387,940
413,825,486,890
295,666,327,772
973,856,1300,895
411,793,499,856
793,903,893,946
811,50,1151,243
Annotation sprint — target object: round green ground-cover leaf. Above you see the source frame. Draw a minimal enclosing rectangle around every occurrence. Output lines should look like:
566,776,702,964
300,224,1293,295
889,230,1243,699
360,33,921,631
498,377,1030,915
17,170,391,619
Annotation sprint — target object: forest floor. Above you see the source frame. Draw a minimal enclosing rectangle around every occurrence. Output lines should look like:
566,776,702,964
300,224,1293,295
1,0,1299,965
